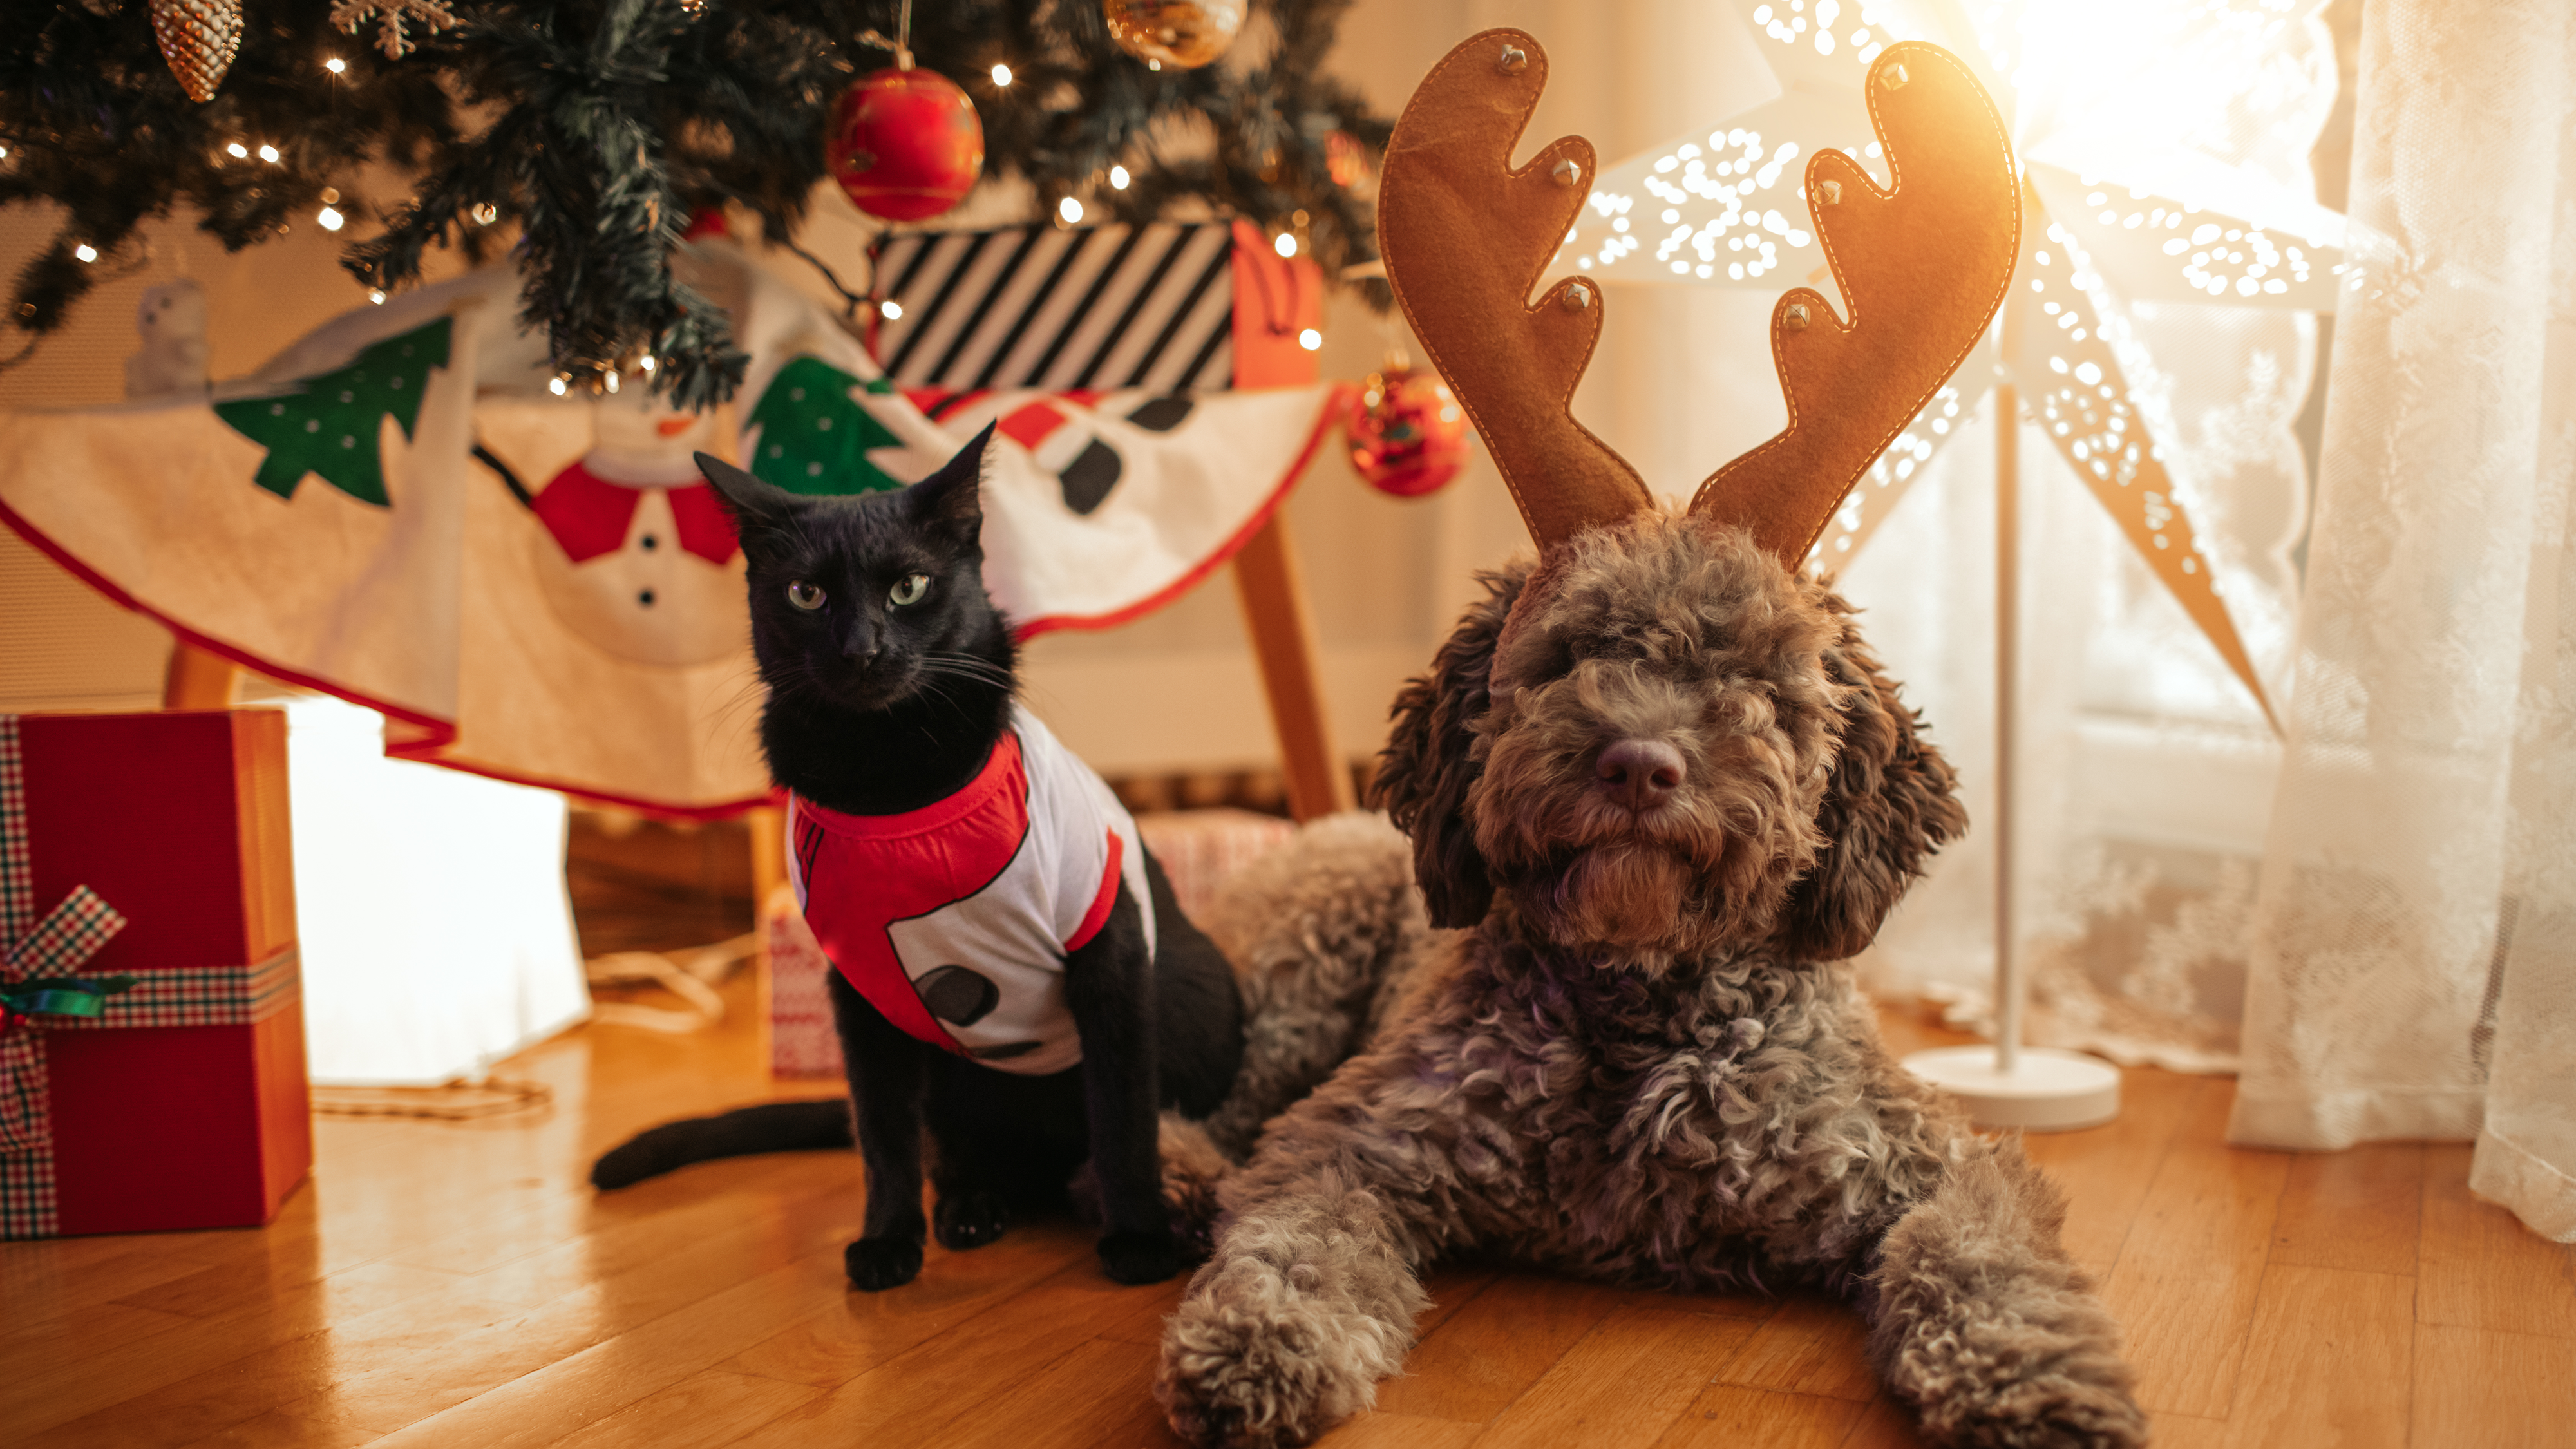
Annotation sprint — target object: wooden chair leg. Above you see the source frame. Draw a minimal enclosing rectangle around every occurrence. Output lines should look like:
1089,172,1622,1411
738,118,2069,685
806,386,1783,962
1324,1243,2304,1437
746,804,786,1074
163,641,242,710
1231,514,1354,822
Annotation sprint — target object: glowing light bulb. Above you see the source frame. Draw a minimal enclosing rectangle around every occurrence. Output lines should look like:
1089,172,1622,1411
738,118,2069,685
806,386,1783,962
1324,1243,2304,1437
548,377,569,396
73,243,96,263
325,57,346,75
258,144,279,163
368,289,386,305
1274,232,1297,259
639,354,656,373
603,370,619,395
990,63,1013,86
226,142,248,158
879,299,904,320
317,205,344,232
1109,166,1130,190
1058,196,1084,224
471,202,498,225
1297,328,1322,351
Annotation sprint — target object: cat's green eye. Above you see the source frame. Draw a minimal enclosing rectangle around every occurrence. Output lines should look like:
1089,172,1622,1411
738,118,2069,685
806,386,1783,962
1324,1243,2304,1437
786,580,826,611
889,573,931,607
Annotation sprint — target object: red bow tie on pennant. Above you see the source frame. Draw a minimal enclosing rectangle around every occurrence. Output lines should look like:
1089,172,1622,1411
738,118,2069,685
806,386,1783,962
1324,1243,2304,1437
0,717,131,1158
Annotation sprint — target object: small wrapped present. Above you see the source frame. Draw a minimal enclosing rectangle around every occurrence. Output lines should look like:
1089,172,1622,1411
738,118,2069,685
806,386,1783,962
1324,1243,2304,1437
1,710,310,1239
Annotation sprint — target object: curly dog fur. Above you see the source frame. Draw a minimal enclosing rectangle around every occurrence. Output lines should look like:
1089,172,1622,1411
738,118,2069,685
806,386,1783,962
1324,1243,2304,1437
1157,516,2146,1448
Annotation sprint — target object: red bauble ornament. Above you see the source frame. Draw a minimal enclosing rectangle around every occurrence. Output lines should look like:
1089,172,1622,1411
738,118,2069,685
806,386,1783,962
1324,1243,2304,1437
1345,368,1469,497
828,66,985,222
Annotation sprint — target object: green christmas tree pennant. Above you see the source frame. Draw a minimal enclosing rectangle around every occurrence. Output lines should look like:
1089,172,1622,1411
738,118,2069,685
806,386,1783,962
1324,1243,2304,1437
213,319,452,507
744,355,904,496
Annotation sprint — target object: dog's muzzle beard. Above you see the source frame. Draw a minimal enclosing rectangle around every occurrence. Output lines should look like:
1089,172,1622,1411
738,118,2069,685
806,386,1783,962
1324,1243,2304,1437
1519,839,1707,956
1479,781,1803,965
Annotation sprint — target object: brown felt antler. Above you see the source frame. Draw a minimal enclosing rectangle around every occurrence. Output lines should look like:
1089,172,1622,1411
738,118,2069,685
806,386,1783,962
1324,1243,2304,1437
1690,43,2020,562
1377,29,1653,549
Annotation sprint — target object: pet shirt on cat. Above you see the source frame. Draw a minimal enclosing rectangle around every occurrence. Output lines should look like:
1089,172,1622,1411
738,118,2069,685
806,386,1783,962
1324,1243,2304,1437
786,703,1153,1076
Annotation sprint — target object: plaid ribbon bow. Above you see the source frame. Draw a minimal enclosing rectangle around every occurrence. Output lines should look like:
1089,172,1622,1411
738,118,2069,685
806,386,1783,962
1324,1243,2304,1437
0,717,132,1157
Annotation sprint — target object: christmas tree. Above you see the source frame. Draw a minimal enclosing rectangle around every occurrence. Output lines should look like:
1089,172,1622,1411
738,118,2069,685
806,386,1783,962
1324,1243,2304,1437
211,318,450,506
0,1,1388,408
743,357,905,495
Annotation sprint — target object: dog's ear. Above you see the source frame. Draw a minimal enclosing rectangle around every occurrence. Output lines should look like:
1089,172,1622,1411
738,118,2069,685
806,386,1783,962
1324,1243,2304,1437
1775,617,1968,961
1376,561,1529,929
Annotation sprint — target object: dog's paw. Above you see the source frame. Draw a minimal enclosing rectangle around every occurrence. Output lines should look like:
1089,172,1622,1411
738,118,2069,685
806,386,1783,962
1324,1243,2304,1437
1098,1227,1186,1285
844,1235,923,1291
1156,1290,1374,1448
1926,1372,2150,1449
934,1188,1012,1251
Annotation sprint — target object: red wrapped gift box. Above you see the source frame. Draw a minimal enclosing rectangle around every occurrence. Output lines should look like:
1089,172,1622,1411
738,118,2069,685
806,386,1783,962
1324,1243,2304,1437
1,710,310,1239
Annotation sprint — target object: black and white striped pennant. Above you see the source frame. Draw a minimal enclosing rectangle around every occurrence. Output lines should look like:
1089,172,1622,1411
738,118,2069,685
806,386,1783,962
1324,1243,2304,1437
871,223,1242,393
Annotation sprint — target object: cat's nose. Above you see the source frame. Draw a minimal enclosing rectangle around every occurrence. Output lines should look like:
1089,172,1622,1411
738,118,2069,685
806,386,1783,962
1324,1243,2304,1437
1596,739,1685,810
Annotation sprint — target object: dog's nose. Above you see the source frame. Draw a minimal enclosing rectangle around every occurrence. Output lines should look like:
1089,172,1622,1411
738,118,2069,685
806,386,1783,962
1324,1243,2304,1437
1596,739,1685,809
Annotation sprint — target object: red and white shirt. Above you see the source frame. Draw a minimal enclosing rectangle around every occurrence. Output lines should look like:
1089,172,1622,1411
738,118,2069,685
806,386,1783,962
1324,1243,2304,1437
786,705,1151,1076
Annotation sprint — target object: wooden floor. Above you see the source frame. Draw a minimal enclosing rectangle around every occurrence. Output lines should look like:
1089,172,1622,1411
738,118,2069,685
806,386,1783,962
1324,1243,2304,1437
6,981,2571,1449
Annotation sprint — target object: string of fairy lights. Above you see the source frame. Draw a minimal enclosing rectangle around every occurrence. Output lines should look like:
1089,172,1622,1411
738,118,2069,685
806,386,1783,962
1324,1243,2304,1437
2,2,1385,401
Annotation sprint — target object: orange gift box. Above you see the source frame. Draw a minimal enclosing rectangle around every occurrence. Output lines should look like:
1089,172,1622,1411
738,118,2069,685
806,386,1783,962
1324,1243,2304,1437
1,709,310,1239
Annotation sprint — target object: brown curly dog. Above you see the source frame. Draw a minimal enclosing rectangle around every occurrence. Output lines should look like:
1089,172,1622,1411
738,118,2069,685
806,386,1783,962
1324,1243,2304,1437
1154,518,2147,1448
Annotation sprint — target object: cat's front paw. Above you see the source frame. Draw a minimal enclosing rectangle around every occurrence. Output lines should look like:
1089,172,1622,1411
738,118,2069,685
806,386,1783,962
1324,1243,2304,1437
1099,1227,1186,1285
935,1188,1012,1250
844,1235,923,1291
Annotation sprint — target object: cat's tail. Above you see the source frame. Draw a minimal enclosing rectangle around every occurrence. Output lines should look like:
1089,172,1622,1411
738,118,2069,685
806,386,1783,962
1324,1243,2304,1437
590,1099,853,1189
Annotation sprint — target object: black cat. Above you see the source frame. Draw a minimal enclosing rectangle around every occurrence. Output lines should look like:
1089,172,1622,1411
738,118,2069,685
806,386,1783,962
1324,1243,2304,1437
617,428,1243,1291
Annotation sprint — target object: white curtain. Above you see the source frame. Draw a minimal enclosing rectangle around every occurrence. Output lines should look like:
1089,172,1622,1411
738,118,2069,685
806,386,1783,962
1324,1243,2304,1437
2227,0,2576,1240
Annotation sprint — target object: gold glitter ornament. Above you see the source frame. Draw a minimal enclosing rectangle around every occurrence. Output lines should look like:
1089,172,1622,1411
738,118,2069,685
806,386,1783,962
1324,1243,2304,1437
1102,0,1244,71
151,0,243,103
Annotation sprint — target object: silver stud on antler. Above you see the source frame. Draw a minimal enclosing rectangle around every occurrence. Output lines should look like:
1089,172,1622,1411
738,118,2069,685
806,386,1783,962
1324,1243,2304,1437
1498,44,1528,75
1561,282,1593,312
1881,62,1910,91
1817,179,1842,205
1553,158,1582,188
1783,303,1811,330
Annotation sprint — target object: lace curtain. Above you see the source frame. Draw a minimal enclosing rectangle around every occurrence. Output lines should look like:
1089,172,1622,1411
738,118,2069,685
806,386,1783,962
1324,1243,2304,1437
1845,2,2334,1075
2228,0,2576,1239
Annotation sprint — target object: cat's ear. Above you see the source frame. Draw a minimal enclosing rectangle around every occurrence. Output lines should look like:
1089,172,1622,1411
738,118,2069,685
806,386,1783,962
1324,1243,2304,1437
906,423,992,551
694,451,810,564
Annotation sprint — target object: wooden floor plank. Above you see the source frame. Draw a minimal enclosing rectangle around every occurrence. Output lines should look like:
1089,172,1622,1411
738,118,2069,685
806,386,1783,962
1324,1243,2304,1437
1470,1303,1761,1448
361,1242,854,1448
1711,1291,1879,1403
21,974,2576,1449
724,1255,1183,1449
938,1334,1168,1449
1,1300,200,1381
2410,1323,2576,1449
2270,1142,2424,1278
545,1368,820,1449
2020,1065,2201,1280
1836,1398,1926,1448
170,1408,383,1449
2213,1263,2412,1449
279,1186,866,1436
1314,1412,1484,1449
1370,1273,1636,1423
721,1221,1094,1386
2418,1144,2576,1337
2097,1078,2290,1417
1654,1385,1867,1449
16,1167,858,1448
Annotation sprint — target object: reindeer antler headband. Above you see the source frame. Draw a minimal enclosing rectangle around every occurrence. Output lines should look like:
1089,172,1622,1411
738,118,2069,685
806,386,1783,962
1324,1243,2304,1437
1379,31,2019,563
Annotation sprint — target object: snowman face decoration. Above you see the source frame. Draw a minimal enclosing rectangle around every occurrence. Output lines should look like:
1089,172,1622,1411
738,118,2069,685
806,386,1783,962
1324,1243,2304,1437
527,390,748,668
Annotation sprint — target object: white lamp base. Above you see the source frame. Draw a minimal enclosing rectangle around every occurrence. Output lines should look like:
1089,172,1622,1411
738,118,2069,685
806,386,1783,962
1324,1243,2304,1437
1902,1045,2122,1132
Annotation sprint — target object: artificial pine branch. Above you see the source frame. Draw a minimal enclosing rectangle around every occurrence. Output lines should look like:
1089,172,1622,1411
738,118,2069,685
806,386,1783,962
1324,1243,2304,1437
0,0,1389,402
